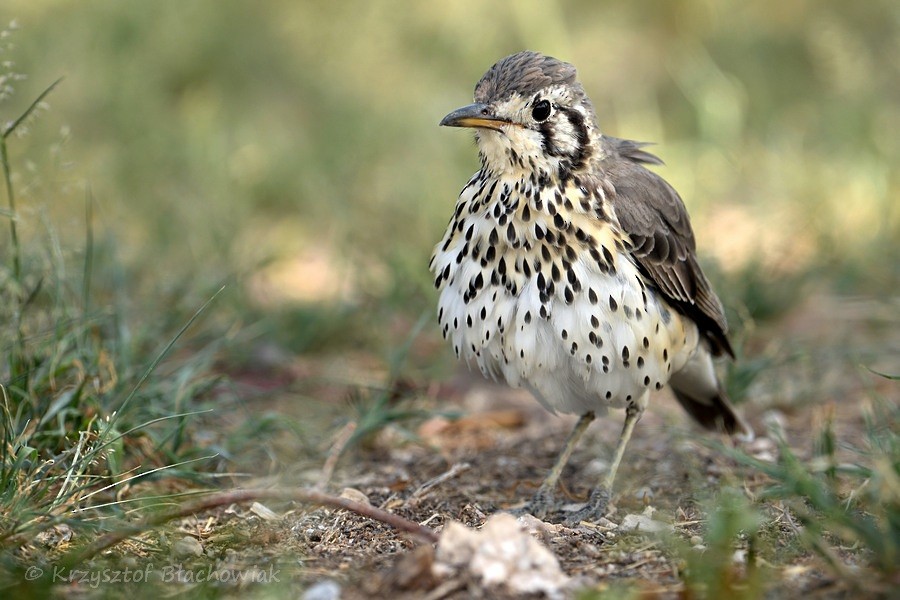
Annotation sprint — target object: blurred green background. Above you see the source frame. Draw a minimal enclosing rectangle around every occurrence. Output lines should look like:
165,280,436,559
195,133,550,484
3,0,898,362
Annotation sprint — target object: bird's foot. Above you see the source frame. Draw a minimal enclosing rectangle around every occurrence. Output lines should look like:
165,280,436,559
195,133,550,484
515,486,563,521
563,486,611,526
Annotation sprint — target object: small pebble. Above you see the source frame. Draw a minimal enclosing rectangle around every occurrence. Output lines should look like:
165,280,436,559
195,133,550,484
340,487,370,505
302,579,342,600
172,536,203,559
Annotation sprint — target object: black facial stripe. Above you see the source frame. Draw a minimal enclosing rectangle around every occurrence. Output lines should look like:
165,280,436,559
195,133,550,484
538,107,591,178
564,108,591,171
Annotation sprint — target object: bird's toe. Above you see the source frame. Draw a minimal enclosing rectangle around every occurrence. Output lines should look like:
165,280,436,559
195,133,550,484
563,487,611,526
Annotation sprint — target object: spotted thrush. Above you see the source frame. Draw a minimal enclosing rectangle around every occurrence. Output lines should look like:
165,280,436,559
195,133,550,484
430,51,752,524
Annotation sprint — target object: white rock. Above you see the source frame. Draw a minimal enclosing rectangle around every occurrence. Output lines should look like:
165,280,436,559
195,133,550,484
172,536,203,559
619,507,673,534
302,579,341,600
434,513,570,598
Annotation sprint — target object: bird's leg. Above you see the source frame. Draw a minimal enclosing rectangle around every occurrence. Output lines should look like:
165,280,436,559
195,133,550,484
565,402,644,525
524,411,595,519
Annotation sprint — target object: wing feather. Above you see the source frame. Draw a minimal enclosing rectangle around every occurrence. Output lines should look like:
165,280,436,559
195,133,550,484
601,136,734,358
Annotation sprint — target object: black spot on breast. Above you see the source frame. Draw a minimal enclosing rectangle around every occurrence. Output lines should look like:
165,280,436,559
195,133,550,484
553,213,565,229
637,356,644,368
609,296,618,311
602,246,615,267
590,315,599,328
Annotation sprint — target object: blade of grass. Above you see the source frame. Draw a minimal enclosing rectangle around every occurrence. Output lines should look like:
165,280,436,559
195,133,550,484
2,77,64,139
74,454,219,506
81,186,94,317
94,284,226,441
1,77,63,282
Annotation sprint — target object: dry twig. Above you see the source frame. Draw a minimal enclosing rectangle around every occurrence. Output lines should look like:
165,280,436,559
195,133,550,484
61,487,439,567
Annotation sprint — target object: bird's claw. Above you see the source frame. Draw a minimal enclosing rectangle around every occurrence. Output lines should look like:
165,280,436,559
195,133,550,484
514,487,563,521
563,487,611,526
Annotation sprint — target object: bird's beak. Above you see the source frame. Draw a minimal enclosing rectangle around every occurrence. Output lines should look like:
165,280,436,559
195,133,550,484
440,103,508,131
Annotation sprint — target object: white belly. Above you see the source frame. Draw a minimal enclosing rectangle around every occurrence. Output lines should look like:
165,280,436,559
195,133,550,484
437,251,699,416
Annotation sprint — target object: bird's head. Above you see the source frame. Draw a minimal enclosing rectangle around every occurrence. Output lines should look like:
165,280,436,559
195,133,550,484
441,51,601,183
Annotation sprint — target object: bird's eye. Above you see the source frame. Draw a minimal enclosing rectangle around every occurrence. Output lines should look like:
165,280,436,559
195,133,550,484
531,99,552,122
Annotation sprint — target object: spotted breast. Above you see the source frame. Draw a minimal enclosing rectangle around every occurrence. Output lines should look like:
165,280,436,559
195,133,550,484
430,167,697,417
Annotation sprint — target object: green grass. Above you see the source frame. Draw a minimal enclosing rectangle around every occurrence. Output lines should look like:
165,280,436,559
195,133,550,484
0,45,274,586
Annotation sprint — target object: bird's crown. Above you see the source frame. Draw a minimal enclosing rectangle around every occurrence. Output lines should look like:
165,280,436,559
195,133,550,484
474,51,583,105
441,51,600,182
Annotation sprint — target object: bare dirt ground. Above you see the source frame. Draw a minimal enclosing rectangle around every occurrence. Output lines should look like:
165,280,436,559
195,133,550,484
29,294,897,599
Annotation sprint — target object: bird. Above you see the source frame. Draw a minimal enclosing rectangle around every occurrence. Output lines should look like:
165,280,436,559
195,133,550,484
429,51,752,525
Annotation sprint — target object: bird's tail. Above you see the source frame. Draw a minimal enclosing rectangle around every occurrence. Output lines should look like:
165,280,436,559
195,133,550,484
668,348,753,441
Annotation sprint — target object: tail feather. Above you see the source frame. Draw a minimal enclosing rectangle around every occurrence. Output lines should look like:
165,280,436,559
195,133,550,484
670,386,752,440
669,348,754,441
